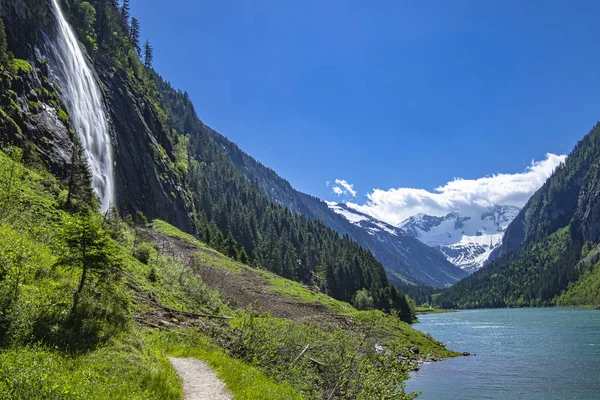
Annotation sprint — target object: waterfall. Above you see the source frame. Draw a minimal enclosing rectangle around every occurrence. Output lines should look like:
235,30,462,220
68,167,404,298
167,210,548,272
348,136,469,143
47,0,115,212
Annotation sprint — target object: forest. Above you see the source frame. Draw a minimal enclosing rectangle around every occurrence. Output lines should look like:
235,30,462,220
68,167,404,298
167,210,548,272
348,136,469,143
50,0,415,319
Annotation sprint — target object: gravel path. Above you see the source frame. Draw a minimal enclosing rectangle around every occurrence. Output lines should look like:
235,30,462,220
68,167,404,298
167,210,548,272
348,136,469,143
168,357,232,400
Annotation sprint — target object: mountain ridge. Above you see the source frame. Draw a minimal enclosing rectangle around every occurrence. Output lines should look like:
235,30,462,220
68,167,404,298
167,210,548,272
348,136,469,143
438,122,600,308
197,125,468,287
398,205,520,273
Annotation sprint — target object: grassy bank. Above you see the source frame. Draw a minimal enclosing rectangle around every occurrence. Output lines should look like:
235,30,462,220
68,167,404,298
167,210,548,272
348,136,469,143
0,149,458,399
415,307,457,315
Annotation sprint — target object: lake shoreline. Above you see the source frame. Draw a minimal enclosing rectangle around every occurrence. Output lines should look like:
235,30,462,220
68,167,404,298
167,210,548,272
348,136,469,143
406,308,600,399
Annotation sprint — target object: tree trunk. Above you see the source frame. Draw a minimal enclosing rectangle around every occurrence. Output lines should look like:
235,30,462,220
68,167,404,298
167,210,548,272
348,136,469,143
71,265,87,314
71,244,87,314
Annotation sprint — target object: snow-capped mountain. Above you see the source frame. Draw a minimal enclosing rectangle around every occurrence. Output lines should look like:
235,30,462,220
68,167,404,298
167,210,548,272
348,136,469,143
326,202,468,287
327,202,402,237
398,205,520,273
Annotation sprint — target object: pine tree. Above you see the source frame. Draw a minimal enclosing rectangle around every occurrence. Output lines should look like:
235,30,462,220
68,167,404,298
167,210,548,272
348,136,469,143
120,0,130,26
66,135,97,212
59,214,121,314
143,39,153,68
0,18,6,66
129,17,141,54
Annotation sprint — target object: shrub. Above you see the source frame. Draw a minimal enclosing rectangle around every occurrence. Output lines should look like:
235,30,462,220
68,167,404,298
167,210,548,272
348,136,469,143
133,242,153,264
11,59,32,74
354,289,374,310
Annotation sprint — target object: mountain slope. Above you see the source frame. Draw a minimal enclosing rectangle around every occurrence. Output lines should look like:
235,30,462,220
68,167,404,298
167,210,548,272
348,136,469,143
0,0,413,318
438,122,600,308
399,206,520,273
192,122,466,287
326,202,468,287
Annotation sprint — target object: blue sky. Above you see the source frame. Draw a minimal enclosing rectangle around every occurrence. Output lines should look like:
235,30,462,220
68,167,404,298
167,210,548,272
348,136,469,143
130,0,600,220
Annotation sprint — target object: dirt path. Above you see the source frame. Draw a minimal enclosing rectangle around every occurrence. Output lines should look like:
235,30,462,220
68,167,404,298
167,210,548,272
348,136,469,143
147,229,337,322
168,357,232,400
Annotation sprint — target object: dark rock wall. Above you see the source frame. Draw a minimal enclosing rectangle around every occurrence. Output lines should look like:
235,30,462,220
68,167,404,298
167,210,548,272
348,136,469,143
95,60,196,233
0,0,197,233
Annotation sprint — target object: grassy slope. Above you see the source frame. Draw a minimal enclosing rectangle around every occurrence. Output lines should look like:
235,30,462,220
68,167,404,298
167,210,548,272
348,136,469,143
555,265,600,307
555,250,600,307
0,150,457,399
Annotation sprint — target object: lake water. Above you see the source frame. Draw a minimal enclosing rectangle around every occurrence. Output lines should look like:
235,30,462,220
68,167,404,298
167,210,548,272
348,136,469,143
405,308,600,399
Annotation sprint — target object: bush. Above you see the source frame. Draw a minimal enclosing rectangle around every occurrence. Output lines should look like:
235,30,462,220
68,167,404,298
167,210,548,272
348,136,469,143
230,315,417,399
11,59,32,74
354,289,374,310
133,242,153,264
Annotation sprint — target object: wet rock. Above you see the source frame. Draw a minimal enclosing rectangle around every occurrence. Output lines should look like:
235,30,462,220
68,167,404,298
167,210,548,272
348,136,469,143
95,59,197,234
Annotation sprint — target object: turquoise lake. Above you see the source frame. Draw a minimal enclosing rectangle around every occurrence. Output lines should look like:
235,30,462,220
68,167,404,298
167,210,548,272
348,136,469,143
405,308,600,399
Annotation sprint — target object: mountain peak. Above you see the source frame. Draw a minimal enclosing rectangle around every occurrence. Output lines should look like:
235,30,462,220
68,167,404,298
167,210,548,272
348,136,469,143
399,205,520,273
326,202,468,287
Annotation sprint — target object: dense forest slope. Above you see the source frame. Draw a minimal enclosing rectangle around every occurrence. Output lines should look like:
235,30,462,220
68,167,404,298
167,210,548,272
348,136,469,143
439,123,600,308
0,0,414,316
165,93,465,288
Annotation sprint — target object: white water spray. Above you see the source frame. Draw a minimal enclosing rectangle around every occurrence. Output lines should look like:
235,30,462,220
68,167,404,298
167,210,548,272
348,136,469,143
47,0,115,212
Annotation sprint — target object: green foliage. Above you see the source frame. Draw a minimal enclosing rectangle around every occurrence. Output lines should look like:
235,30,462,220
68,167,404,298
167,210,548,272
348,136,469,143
354,288,374,310
133,241,153,264
172,132,189,174
0,334,182,399
58,0,415,320
556,264,600,306
0,149,454,398
65,136,97,212
155,77,413,317
439,227,582,308
152,329,304,400
266,272,354,313
0,150,127,350
59,213,123,313
555,244,600,306
0,18,7,66
441,123,600,309
57,108,70,126
129,17,141,54
229,314,420,399
10,59,32,74
143,39,153,68
27,100,41,113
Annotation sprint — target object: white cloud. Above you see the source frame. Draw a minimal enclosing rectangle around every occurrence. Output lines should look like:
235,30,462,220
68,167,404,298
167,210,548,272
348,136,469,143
331,178,357,197
346,153,567,226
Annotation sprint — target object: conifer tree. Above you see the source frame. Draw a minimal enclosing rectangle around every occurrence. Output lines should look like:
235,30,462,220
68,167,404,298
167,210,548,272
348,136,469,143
120,0,130,26
143,39,153,68
129,17,141,54
66,135,96,212
0,18,6,66
59,214,121,314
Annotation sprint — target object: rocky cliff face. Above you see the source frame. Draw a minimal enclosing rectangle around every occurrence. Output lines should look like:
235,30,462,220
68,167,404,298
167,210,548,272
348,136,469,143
95,59,196,232
0,0,196,233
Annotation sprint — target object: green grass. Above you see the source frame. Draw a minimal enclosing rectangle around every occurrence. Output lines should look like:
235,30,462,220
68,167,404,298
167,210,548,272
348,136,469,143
0,332,182,400
0,150,458,400
415,306,456,314
151,329,304,400
56,108,70,126
264,271,355,314
152,219,241,272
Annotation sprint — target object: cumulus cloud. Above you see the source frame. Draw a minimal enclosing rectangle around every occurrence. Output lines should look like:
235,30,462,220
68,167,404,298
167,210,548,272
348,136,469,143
346,153,566,226
331,179,357,197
